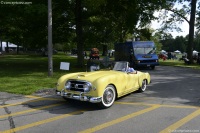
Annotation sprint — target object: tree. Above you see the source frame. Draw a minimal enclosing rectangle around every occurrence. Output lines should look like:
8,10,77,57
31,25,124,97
173,36,187,52
0,0,48,50
0,0,170,67
159,0,198,63
187,0,197,63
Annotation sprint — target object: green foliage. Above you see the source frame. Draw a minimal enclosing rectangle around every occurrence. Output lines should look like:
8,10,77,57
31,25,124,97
150,35,162,53
173,36,187,52
0,0,167,50
0,0,48,48
160,35,188,52
194,33,200,51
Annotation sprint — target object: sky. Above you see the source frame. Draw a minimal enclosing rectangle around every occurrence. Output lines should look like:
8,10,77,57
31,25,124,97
151,2,191,38
151,18,189,38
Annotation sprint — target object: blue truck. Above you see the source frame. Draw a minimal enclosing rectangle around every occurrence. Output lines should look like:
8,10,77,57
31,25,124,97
114,41,159,69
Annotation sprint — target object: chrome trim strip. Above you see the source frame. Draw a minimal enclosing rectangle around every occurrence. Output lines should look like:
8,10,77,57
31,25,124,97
67,79,92,84
57,89,102,103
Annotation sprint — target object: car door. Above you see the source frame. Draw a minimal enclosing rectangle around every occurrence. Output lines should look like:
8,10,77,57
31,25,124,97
124,73,139,94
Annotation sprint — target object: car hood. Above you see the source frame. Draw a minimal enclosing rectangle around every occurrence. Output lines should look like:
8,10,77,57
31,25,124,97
59,70,125,83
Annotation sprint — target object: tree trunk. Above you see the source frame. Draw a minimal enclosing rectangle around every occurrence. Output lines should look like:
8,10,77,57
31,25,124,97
6,41,9,53
102,44,107,56
75,0,84,67
0,40,2,52
17,45,19,54
48,0,53,76
187,0,197,63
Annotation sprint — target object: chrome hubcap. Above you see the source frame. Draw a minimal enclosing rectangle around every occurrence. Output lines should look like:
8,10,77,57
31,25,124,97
103,89,113,104
142,80,146,90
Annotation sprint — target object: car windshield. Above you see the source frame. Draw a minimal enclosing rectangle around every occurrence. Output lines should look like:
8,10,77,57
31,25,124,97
113,62,128,72
134,47,155,55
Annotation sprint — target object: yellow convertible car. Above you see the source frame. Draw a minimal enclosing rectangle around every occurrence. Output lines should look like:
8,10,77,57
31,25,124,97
56,61,151,108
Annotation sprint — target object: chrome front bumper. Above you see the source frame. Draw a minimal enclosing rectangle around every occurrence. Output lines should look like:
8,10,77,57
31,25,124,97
56,89,102,103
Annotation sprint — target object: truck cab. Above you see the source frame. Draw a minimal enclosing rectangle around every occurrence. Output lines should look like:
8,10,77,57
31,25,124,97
115,41,159,69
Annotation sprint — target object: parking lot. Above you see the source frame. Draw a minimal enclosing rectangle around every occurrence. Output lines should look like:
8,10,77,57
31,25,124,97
0,66,200,133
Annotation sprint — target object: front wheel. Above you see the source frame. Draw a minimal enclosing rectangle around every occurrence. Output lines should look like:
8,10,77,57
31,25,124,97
98,85,116,109
138,79,147,92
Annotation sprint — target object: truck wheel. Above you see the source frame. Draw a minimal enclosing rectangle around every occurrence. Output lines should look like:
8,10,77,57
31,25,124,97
151,66,155,70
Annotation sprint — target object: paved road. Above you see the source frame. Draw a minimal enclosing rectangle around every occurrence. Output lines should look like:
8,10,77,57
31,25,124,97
0,66,200,133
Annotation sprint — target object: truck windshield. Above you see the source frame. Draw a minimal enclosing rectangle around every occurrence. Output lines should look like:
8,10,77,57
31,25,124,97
134,47,155,55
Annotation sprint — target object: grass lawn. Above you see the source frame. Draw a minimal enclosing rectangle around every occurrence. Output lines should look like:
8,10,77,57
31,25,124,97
159,59,200,69
0,53,200,95
0,53,87,95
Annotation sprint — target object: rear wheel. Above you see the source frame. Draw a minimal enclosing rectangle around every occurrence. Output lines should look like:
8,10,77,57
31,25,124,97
62,96,74,102
138,79,147,92
98,85,116,109
62,96,68,100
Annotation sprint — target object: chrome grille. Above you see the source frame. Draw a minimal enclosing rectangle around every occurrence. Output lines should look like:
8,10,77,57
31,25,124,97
69,80,86,92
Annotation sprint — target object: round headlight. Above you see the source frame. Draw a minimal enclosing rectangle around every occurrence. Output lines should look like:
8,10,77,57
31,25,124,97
65,81,71,90
83,83,91,92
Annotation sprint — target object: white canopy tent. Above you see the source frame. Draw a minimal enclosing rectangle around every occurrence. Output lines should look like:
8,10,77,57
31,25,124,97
174,50,181,54
1,42,22,51
193,50,198,53
193,50,199,56
161,50,166,53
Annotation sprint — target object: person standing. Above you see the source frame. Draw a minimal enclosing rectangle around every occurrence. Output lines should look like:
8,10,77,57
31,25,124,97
84,51,87,58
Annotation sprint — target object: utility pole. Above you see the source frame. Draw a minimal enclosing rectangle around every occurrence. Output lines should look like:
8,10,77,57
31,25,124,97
48,0,53,76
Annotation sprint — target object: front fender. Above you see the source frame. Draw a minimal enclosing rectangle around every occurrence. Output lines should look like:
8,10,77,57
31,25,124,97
56,72,84,91
138,72,151,87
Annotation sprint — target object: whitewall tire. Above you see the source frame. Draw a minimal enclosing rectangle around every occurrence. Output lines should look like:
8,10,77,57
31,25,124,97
98,85,116,108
